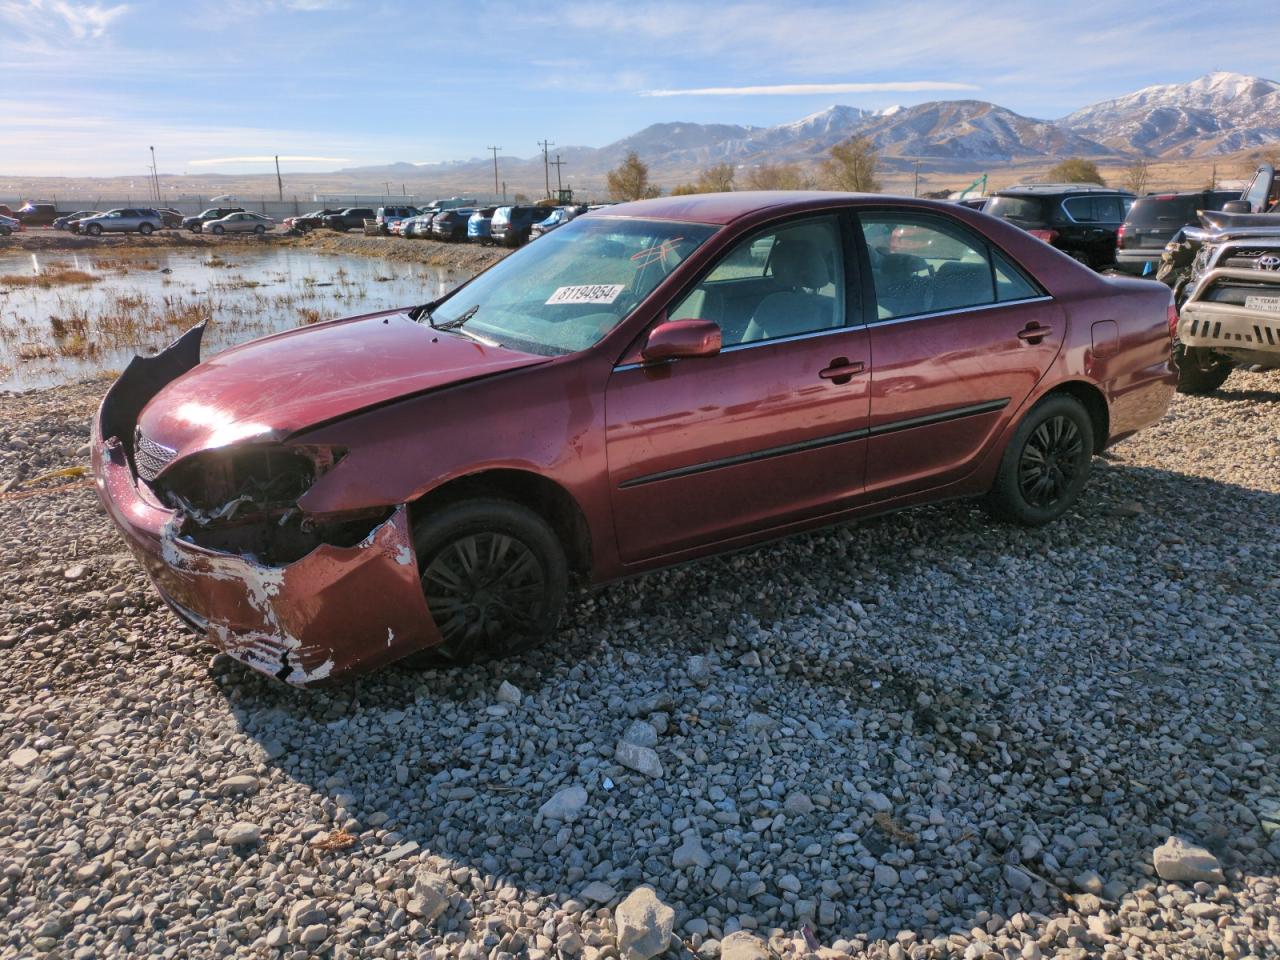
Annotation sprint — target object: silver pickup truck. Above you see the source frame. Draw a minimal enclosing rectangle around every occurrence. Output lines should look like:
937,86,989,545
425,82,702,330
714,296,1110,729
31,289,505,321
1164,164,1280,393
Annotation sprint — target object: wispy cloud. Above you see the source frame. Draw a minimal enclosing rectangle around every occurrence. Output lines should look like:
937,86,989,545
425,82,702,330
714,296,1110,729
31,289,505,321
188,155,352,165
0,0,129,42
643,81,979,97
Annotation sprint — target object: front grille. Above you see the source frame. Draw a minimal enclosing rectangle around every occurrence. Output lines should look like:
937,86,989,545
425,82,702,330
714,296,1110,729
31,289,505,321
134,432,177,481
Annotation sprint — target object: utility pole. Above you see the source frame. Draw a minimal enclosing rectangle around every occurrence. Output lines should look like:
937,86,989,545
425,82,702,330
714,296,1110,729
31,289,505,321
502,180,508,203
275,155,283,201
1211,162,1217,190
538,139,554,199
487,146,502,201
384,181,391,198
149,146,160,202
551,154,566,197
913,159,920,198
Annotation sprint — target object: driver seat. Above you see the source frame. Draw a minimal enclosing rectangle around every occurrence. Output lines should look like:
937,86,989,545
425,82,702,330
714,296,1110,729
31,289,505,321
742,235,835,343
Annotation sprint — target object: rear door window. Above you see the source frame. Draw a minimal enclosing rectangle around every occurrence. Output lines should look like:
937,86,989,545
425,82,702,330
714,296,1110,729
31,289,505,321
860,213,996,319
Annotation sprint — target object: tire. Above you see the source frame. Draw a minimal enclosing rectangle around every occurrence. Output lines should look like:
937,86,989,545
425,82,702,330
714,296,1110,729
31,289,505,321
297,223,310,234
984,394,1095,526
0,225,9,237
211,225,224,234
254,224,266,235
86,223,102,236
408,498,567,665
139,223,153,235
1173,342,1232,395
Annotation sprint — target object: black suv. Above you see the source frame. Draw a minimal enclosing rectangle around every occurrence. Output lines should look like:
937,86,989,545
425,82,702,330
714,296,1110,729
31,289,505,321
1114,189,1238,275
181,207,245,231
16,202,60,226
321,208,375,232
984,184,1135,269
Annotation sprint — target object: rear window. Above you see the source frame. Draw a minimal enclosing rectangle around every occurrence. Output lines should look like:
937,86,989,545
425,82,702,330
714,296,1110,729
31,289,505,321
1126,195,1202,226
985,196,1048,223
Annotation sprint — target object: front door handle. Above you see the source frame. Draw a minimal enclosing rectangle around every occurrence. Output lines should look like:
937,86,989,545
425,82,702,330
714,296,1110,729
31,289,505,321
1017,323,1052,344
819,358,865,384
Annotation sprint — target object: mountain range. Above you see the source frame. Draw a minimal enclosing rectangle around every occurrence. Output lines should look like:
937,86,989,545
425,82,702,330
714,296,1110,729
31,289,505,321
342,72,1280,186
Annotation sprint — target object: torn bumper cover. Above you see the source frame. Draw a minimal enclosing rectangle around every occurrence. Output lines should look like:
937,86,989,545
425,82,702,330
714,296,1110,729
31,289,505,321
90,326,442,686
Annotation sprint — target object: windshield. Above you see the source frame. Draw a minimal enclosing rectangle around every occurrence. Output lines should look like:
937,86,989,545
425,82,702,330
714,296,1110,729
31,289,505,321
427,216,717,356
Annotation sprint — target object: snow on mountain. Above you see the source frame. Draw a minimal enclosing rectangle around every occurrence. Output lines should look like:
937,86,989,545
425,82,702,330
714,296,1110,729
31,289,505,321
1062,72,1280,157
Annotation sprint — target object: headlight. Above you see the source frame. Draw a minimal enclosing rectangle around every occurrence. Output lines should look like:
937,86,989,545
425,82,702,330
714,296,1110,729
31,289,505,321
152,444,346,520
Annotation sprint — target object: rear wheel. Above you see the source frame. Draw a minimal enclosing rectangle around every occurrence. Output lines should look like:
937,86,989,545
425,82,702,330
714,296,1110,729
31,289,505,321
408,499,567,665
1173,342,1232,395
139,223,153,235
86,223,102,236
985,394,1094,526
254,224,266,235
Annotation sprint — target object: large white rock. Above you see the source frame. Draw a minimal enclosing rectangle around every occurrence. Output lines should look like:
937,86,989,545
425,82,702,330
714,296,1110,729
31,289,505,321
615,885,674,960
1153,836,1224,883
720,931,769,960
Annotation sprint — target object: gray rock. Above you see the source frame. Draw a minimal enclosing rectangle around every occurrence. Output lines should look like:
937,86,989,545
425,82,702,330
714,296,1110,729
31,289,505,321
864,791,893,813
1004,865,1033,892
622,719,659,748
615,885,674,960
219,774,258,795
8,747,38,769
538,785,588,823
1153,836,1224,884
672,835,712,869
580,880,617,904
784,792,814,816
222,822,260,846
496,680,522,704
289,900,325,930
615,740,664,778
299,923,328,946
873,863,899,888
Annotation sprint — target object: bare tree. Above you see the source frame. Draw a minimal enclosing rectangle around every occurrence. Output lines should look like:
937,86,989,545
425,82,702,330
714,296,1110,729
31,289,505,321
821,135,882,193
1045,158,1106,185
607,152,660,201
1123,158,1151,195
670,182,700,196
696,163,736,192
742,163,812,191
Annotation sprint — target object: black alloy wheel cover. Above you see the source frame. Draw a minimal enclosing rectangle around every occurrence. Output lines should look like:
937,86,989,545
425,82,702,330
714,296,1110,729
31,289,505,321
422,531,548,658
1018,415,1085,508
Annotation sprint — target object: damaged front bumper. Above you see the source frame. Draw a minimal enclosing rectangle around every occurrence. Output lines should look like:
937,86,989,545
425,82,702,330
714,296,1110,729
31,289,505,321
90,326,442,686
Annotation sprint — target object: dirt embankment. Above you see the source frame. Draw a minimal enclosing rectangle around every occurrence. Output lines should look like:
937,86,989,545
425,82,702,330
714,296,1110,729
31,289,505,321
1,228,513,273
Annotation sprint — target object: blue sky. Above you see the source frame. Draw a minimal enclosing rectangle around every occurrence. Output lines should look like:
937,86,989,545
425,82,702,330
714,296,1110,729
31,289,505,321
2,0,1275,176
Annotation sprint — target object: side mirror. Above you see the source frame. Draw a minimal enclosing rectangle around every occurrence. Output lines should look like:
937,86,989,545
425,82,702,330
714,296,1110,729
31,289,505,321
642,318,722,362
1220,200,1251,214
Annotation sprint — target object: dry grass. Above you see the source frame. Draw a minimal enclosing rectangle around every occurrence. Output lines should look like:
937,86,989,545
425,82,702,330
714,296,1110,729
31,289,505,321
0,268,100,289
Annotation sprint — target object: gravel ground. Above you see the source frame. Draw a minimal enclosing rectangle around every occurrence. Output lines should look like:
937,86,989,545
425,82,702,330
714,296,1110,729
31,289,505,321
2,370,1279,960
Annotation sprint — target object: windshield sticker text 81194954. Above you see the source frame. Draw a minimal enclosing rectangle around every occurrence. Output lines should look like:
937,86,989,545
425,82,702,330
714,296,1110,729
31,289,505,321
546,284,626,305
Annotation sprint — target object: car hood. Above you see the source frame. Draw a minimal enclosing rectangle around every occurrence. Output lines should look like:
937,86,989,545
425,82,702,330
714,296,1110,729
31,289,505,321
137,311,549,464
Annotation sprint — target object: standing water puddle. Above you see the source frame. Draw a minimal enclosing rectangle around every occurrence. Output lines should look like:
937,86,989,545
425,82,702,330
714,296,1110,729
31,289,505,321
0,248,468,390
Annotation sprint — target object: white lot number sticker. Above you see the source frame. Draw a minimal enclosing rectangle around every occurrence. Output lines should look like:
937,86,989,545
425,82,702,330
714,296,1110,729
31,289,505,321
546,284,626,305
1245,295,1280,314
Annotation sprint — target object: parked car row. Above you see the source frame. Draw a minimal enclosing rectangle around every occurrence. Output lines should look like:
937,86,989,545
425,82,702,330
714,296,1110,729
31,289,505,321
386,202,591,247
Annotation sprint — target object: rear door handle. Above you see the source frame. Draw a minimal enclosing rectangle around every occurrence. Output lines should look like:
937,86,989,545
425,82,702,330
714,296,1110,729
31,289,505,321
819,358,865,384
1017,323,1052,343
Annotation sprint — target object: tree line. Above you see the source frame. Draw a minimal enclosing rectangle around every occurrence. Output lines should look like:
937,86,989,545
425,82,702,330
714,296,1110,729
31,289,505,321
605,139,1167,201
606,135,883,201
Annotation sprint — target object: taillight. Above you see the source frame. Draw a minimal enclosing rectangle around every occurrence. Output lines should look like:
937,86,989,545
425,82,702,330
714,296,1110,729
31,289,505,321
1167,303,1179,341
1116,224,1127,249
1028,228,1059,244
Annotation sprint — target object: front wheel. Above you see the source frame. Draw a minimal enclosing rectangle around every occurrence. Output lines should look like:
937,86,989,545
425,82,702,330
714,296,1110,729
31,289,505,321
211,225,224,234
254,224,266,234
1173,342,1232,395
984,394,1094,526
139,223,153,235
409,499,567,665
86,223,102,236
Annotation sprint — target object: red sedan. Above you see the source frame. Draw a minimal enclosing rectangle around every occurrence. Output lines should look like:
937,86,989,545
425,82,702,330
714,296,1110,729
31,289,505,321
92,192,1176,685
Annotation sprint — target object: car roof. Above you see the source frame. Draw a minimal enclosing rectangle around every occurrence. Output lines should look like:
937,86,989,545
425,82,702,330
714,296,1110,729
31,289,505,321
997,183,1131,197
597,190,896,225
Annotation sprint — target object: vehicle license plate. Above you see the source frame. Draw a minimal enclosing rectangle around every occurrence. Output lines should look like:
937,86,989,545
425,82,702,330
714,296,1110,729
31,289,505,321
1245,295,1280,313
